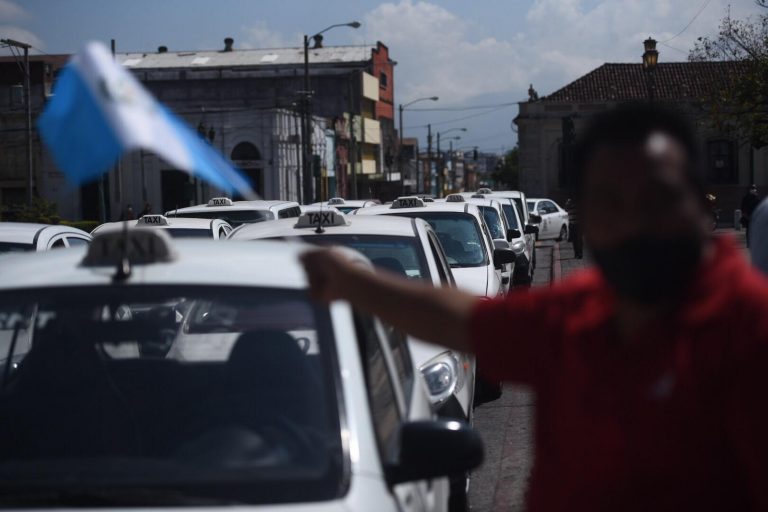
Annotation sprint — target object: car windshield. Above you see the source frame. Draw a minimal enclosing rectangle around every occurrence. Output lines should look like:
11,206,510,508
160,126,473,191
527,201,535,212
336,206,360,214
0,286,343,506
385,212,487,268
298,234,430,280
501,204,520,229
0,242,34,253
164,228,212,238
479,206,505,240
168,210,272,227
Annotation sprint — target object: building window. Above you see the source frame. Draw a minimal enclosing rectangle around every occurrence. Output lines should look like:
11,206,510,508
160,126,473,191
707,140,737,184
379,72,388,89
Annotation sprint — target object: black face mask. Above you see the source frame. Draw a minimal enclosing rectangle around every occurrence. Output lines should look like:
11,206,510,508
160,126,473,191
591,235,703,304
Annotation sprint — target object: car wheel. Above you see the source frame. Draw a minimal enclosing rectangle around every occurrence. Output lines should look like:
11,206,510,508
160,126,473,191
557,224,567,242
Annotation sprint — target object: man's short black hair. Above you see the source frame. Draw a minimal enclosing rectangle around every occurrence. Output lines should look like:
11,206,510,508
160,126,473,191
572,103,701,199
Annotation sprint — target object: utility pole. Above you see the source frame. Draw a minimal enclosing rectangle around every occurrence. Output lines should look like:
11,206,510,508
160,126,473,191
111,39,122,211
302,34,313,205
1,39,33,208
436,132,442,197
398,104,404,191
426,124,432,196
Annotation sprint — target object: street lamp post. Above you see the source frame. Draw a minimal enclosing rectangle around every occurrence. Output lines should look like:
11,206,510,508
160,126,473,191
436,128,466,197
398,96,438,194
302,21,360,204
642,37,659,103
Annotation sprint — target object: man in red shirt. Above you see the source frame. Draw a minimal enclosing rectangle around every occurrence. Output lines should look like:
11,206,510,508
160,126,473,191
302,104,768,510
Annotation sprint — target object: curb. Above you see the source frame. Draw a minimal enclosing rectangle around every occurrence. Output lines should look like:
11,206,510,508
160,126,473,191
550,242,562,285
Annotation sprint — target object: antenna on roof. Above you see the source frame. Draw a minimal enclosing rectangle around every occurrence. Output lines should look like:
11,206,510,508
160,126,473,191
114,209,132,282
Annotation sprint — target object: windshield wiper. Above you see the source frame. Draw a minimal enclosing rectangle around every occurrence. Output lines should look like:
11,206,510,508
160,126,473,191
0,488,237,507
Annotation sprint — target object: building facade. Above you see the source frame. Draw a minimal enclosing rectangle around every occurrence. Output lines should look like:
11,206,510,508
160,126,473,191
0,39,396,221
516,61,763,217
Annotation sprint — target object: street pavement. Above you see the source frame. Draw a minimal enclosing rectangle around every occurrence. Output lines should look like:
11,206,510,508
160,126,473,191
468,228,748,511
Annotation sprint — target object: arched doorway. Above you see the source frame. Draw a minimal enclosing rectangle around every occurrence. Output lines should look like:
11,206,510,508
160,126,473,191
231,142,263,198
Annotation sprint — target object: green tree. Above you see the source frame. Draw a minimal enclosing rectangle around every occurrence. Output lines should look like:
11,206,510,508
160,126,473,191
689,10,768,148
492,147,519,189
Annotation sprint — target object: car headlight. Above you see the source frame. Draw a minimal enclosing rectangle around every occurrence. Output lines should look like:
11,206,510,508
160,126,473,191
420,352,462,406
511,240,526,254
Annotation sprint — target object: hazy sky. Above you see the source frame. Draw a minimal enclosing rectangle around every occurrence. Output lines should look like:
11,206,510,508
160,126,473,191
1,0,763,153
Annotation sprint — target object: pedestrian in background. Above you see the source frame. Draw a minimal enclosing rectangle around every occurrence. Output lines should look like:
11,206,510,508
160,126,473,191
119,204,135,221
139,202,152,218
748,196,768,277
565,197,583,259
741,184,760,246
302,104,768,511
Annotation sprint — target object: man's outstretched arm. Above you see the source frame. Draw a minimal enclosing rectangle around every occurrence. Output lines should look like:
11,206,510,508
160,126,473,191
300,248,477,354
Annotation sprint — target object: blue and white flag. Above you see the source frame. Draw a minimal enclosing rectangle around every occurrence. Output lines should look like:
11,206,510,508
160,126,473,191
38,41,256,199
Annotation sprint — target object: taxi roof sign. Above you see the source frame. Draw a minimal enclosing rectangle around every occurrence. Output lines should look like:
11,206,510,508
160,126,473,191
477,188,493,195
207,197,234,207
391,196,425,209
446,194,466,203
82,229,177,268
470,193,486,199
295,210,348,229
327,197,345,206
138,214,170,226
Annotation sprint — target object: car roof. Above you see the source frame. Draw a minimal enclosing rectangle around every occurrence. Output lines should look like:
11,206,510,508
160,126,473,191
93,217,228,234
167,199,299,214
357,201,482,217
230,213,425,240
0,238,363,291
0,222,91,244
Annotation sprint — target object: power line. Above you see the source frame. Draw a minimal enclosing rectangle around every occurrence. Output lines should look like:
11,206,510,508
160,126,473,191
406,101,518,112
659,41,690,55
405,104,516,130
660,0,713,43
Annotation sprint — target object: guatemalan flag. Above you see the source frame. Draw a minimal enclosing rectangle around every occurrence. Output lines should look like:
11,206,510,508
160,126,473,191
38,41,256,199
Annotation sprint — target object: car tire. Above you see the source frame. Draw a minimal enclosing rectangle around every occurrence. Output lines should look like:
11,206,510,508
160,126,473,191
557,224,567,242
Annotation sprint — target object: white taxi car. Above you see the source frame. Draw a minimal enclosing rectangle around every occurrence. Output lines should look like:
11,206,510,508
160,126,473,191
527,198,570,241
166,197,301,227
0,222,91,253
442,194,518,292
229,210,476,423
92,215,233,239
356,197,514,300
0,229,483,511
310,197,379,214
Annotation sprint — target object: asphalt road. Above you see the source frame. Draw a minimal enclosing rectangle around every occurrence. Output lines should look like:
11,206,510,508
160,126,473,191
468,240,555,512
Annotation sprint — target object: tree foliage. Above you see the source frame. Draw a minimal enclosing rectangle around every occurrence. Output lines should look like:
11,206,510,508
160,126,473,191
491,147,519,189
690,11,768,147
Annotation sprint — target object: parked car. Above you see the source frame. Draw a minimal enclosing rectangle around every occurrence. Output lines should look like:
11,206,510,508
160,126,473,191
527,198,569,241
0,222,91,253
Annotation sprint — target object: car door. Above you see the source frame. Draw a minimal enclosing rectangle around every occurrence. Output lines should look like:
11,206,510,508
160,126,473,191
355,313,428,512
536,201,557,238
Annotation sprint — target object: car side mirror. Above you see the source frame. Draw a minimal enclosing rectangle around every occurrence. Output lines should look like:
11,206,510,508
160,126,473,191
386,420,484,485
524,224,539,235
529,214,542,224
493,239,510,251
493,247,516,267
506,228,521,241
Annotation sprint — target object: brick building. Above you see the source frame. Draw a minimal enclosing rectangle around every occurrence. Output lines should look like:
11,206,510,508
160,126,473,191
516,61,762,219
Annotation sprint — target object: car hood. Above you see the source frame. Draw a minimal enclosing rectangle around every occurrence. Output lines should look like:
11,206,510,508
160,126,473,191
452,266,489,297
408,337,453,369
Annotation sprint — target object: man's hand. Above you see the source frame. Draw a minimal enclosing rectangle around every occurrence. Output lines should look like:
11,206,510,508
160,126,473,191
300,248,358,303
300,247,477,354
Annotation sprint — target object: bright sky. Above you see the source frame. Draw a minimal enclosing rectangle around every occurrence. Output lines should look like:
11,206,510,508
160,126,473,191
1,0,763,153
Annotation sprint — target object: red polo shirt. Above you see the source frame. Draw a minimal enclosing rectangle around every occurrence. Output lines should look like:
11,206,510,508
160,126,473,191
470,236,768,511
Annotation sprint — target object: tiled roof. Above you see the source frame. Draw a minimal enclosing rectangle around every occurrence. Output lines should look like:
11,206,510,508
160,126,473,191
543,61,748,103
